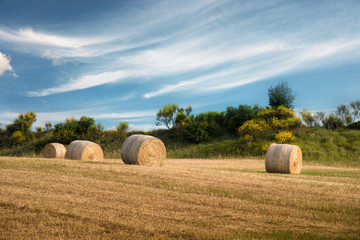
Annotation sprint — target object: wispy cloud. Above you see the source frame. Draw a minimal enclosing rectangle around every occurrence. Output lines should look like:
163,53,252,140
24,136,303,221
28,70,129,97
0,28,109,48
0,52,16,76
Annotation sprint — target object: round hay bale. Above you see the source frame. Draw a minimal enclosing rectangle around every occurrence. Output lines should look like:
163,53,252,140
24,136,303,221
65,140,103,161
265,143,302,174
43,143,66,158
121,134,166,166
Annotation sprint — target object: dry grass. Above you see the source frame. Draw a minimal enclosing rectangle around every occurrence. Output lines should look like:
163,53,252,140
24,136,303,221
0,156,359,240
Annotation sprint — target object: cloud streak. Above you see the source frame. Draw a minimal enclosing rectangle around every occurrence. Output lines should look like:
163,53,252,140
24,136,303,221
0,52,15,76
0,28,109,48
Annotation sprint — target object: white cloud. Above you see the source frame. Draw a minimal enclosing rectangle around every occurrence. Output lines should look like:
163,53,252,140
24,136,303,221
28,70,129,97
0,28,109,48
0,52,15,76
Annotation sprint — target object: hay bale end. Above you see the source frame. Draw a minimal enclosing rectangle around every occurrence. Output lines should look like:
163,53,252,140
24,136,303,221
65,140,103,161
43,143,67,158
265,143,302,174
121,134,166,166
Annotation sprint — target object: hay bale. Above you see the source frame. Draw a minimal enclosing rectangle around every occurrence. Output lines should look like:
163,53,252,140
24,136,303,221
65,140,103,161
265,143,302,174
121,134,166,166
43,143,66,158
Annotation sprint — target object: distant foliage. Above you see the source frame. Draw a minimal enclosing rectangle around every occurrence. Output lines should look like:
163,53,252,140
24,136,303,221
268,81,296,109
314,111,325,127
336,100,360,126
300,110,315,127
322,113,344,130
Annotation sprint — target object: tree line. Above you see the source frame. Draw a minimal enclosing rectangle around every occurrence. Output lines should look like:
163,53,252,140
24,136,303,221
1,81,359,150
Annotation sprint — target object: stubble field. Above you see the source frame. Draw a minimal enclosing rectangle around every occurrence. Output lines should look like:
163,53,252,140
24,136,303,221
0,156,359,239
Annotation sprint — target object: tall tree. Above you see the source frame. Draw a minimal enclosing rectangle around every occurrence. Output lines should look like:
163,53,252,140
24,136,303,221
155,103,179,129
268,81,296,109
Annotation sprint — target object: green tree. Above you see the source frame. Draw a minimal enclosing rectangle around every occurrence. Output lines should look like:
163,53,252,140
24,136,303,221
156,104,192,129
174,105,192,128
268,81,296,109
156,103,179,129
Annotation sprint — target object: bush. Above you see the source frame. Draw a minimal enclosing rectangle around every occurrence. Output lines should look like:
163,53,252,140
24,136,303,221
184,121,210,143
9,131,26,144
237,119,270,143
275,131,295,144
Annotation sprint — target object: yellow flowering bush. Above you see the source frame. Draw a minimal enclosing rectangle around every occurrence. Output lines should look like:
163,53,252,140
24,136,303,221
237,120,270,143
258,106,301,130
9,131,26,144
275,131,295,144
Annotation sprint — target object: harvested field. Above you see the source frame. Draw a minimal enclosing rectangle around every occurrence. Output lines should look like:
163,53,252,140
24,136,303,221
0,156,359,239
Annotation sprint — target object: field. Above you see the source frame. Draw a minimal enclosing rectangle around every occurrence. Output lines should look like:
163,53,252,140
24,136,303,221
0,157,359,240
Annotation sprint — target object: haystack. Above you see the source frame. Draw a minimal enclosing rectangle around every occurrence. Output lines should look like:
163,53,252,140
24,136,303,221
265,143,302,174
43,143,66,158
65,140,103,161
121,134,166,166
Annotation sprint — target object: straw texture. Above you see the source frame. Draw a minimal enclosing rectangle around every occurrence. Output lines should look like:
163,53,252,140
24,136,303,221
121,134,166,166
65,140,103,161
43,143,66,158
265,143,302,174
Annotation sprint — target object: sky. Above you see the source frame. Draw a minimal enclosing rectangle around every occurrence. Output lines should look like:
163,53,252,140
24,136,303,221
0,0,360,131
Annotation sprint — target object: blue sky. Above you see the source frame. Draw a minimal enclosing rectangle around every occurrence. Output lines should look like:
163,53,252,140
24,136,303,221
0,0,360,130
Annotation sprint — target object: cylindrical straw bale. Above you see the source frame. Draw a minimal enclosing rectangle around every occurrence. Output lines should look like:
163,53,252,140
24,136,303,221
265,143,302,174
43,143,66,158
65,140,103,161
121,134,166,166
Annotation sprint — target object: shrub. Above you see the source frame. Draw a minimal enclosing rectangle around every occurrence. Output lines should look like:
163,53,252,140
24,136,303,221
184,121,210,143
9,131,26,144
275,131,295,144
258,106,301,130
237,119,270,143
